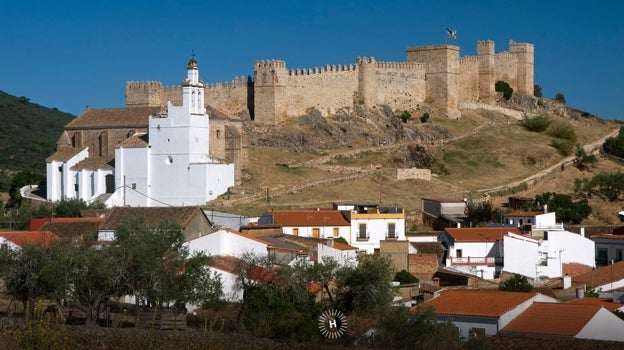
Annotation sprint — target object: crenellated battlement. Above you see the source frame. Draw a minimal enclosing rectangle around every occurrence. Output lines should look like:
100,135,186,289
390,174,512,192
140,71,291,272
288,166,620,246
125,39,533,124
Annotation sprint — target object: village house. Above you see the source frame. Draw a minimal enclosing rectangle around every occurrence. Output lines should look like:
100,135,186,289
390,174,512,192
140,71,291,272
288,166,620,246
439,223,595,280
97,206,216,243
258,203,405,254
500,302,624,341
0,230,60,250
574,260,624,292
420,197,466,230
590,225,624,266
418,289,558,338
502,209,563,236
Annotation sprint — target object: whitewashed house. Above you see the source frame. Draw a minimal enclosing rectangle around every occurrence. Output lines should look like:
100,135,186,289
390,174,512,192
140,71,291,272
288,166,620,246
317,238,358,267
184,228,270,258
438,227,521,279
591,226,624,266
260,203,405,254
46,57,234,207
504,230,595,279
420,289,558,337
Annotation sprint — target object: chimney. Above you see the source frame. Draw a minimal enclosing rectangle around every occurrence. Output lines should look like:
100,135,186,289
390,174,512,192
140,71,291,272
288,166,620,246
457,222,461,228
544,204,548,213
327,236,334,247
580,227,585,238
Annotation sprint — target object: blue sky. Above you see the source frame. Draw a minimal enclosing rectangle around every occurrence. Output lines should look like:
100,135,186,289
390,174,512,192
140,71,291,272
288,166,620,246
1,1,622,119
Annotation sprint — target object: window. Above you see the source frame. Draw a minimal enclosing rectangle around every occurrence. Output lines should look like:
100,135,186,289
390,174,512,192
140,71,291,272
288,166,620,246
333,227,339,237
312,228,320,238
358,223,367,239
617,249,623,262
387,223,396,239
456,249,463,258
216,129,221,139
293,228,299,236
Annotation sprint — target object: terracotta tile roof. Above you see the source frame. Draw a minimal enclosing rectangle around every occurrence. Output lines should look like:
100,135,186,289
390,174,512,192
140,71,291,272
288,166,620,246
100,206,207,230
443,227,523,242
567,225,619,237
568,297,624,312
209,255,240,274
65,107,160,129
222,228,271,246
504,211,546,217
262,210,350,227
562,263,594,278
71,157,113,170
321,240,357,251
0,231,60,249
206,105,242,121
574,261,624,289
501,302,601,336
117,133,149,148
46,147,86,162
420,289,538,317
39,218,103,240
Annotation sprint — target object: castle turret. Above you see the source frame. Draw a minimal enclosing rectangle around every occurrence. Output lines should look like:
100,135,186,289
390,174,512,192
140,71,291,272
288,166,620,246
357,57,377,108
477,40,495,97
253,60,288,124
509,40,534,95
126,81,164,107
407,44,460,119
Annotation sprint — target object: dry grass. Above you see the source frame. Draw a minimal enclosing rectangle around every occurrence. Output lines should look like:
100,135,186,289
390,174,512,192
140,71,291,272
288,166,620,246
214,111,623,225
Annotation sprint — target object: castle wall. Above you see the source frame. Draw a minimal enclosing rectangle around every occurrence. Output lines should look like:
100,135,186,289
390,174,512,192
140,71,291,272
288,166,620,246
284,64,358,118
458,57,479,102
125,39,533,124
374,61,426,110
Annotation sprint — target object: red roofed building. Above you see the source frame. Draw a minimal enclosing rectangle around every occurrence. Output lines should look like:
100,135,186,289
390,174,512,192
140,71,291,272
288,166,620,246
574,260,624,292
0,231,60,250
438,227,523,279
501,302,624,341
418,289,558,337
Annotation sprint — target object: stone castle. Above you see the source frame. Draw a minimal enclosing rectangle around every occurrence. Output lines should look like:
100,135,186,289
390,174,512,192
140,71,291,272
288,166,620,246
125,39,533,122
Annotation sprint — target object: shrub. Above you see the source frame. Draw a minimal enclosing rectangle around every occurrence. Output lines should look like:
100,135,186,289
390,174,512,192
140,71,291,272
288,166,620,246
550,138,575,156
522,115,551,132
555,93,566,104
394,270,419,285
400,111,411,123
533,84,543,98
547,122,577,143
499,274,533,292
420,112,430,123
495,81,513,100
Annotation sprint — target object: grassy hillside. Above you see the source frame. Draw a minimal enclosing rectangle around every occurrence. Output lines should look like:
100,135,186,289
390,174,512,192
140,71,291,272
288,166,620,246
0,90,74,190
209,103,624,227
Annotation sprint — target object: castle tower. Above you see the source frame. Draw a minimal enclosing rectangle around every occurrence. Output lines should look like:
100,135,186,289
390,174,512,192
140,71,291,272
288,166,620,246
357,57,377,108
126,81,165,107
407,44,460,119
509,40,534,95
253,60,288,124
181,56,206,115
477,40,495,97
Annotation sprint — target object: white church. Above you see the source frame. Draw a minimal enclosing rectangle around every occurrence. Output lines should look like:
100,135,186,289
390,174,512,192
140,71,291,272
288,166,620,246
46,57,235,207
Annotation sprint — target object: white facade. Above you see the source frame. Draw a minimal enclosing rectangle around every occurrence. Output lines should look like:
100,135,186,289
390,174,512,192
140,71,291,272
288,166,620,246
317,242,358,267
504,230,595,280
348,209,406,254
281,225,350,240
47,58,235,208
184,229,269,257
576,307,624,341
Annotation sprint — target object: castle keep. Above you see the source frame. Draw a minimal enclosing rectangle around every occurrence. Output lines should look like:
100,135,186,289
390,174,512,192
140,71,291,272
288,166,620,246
125,40,533,122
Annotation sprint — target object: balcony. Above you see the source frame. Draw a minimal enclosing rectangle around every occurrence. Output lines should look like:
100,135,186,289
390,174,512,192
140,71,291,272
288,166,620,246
450,256,503,266
385,232,398,240
356,232,370,241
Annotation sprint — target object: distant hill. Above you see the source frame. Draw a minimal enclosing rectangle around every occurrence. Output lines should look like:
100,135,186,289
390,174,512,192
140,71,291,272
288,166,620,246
0,90,74,188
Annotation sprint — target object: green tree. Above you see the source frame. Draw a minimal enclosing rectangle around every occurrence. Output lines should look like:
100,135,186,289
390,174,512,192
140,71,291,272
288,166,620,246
111,216,222,310
465,200,494,227
499,274,533,292
373,306,463,349
603,126,624,158
335,254,395,315
533,84,543,98
574,148,597,171
533,192,592,224
554,92,566,104
577,172,624,202
495,80,513,100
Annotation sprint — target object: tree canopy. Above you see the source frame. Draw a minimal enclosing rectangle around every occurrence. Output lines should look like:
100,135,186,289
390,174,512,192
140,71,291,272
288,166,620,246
499,274,533,292
532,192,592,224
